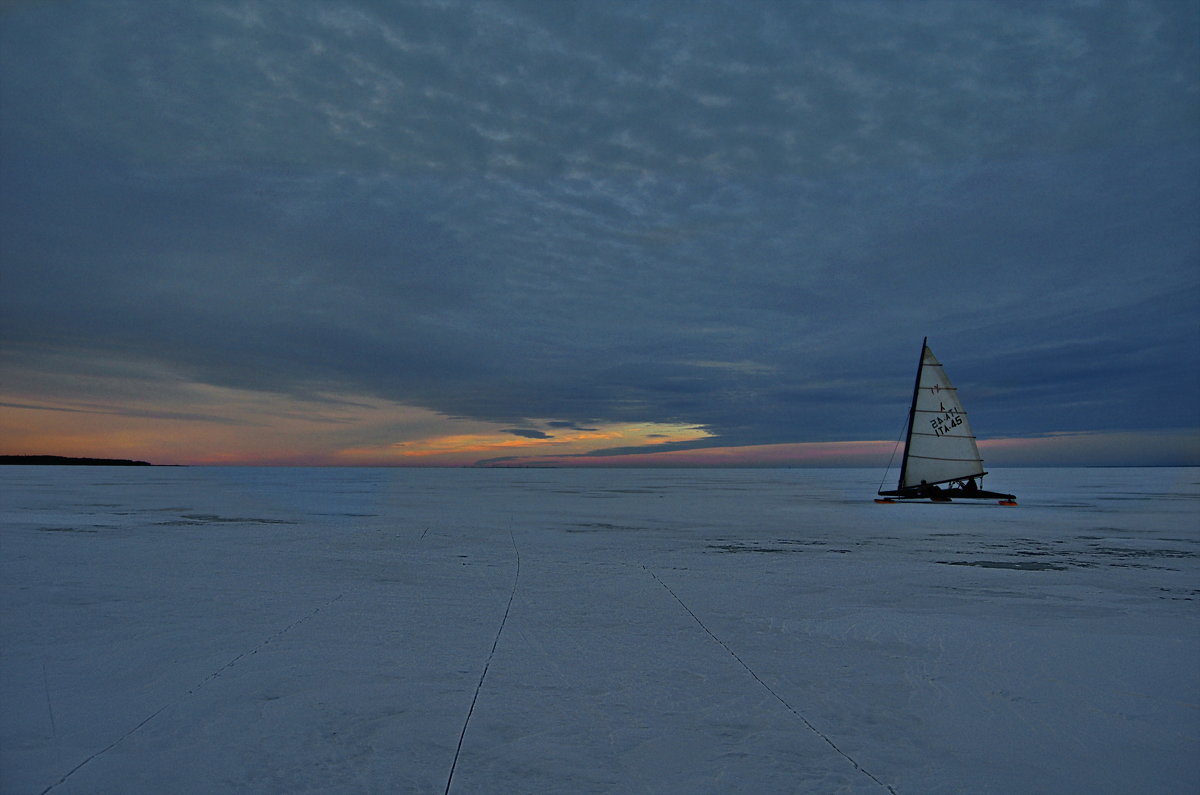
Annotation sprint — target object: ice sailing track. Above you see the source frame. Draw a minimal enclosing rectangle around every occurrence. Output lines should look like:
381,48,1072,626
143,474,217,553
643,565,898,794
38,592,346,795
444,528,521,795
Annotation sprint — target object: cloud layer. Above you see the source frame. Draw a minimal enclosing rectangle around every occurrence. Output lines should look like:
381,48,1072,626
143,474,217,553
1,0,1197,463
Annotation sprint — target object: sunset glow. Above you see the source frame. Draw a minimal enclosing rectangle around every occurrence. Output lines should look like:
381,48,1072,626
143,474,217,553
0,374,716,466
334,422,714,466
3,372,1196,468
0,382,480,466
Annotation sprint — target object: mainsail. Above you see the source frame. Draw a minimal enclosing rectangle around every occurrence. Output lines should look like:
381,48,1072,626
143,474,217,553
898,343,984,489
878,338,1016,503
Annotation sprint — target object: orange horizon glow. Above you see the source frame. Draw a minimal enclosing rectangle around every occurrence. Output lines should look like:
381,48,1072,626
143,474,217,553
0,379,714,466
4,430,1197,468
3,376,1197,467
330,422,713,466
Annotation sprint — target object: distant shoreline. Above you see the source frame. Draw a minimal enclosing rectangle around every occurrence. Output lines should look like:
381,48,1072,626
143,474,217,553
0,455,153,466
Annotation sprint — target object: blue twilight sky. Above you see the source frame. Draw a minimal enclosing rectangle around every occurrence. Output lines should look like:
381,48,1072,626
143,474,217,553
1,0,1197,465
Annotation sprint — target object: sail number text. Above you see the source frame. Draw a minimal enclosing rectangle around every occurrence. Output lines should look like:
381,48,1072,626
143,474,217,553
930,408,963,437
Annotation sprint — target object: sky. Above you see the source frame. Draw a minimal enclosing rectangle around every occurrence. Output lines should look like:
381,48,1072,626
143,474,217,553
1,0,1197,467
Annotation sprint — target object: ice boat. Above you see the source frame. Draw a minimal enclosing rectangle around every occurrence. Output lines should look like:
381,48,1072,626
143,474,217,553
876,338,1017,504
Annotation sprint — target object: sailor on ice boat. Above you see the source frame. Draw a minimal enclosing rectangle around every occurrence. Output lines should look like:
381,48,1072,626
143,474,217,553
876,338,1017,505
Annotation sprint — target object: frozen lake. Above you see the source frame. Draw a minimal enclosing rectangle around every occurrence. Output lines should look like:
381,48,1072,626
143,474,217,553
2,466,1197,794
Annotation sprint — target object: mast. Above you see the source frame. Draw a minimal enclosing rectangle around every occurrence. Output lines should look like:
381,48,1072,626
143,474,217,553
896,336,927,491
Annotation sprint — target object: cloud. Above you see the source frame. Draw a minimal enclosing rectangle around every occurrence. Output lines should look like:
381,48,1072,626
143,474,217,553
1,0,1197,464
503,428,552,439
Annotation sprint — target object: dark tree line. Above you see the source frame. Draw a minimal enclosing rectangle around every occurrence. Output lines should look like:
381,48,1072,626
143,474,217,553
0,455,153,466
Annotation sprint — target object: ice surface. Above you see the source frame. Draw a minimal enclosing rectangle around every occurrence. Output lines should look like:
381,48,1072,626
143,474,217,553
2,467,1197,794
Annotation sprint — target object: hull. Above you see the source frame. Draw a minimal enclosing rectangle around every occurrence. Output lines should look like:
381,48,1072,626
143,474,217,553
878,486,1016,501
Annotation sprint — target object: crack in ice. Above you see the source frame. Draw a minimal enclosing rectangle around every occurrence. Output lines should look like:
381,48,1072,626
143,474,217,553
38,592,345,795
642,565,898,794
444,528,521,795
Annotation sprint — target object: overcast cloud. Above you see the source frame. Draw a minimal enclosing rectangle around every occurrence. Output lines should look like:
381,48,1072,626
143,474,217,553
1,0,1197,463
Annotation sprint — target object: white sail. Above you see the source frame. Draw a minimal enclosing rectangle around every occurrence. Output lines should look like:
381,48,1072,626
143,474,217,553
900,345,985,489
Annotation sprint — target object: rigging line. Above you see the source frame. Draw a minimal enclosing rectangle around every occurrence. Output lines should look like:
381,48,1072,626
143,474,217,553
641,565,897,795
444,528,521,795
877,414,909,494
38,591,345,795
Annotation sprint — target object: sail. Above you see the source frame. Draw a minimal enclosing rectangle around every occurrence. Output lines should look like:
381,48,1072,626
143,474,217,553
899,344,985,489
